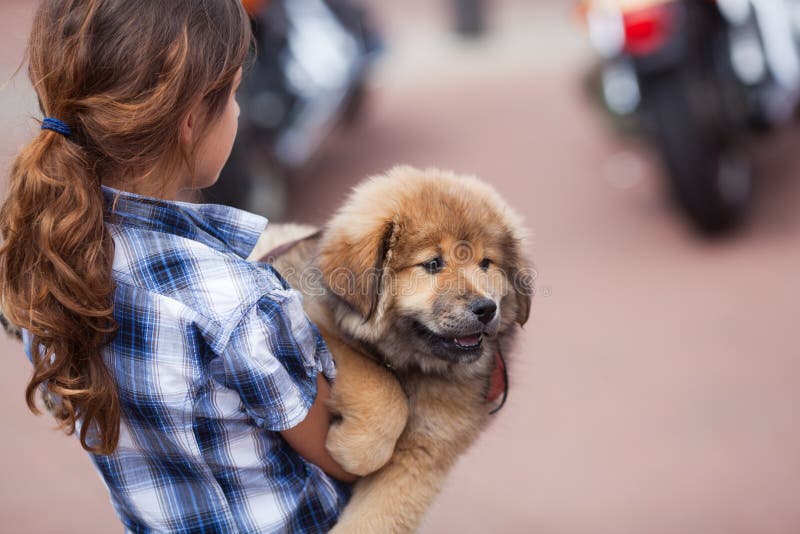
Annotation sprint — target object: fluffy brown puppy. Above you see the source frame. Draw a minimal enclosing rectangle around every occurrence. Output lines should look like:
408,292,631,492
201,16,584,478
251,166,532,533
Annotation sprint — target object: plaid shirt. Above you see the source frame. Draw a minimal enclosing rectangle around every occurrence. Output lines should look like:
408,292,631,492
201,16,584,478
27,188,350,533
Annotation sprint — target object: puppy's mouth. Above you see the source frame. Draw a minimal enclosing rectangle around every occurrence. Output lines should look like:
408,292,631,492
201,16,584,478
453,333,483,349
411,321,485,363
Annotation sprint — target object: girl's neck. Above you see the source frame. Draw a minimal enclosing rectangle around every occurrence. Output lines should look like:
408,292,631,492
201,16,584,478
103,165,190,201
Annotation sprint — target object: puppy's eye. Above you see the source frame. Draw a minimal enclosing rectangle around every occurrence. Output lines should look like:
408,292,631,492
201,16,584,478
421,257,443,274
479,258,492,270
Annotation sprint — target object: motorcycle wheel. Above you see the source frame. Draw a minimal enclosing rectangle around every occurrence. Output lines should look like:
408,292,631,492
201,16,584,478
342,80,368,126
645,71,753,234
453,0,485,38
203,137,289,220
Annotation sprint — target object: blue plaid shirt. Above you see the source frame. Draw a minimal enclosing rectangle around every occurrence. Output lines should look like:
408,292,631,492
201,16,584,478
27,188,350,533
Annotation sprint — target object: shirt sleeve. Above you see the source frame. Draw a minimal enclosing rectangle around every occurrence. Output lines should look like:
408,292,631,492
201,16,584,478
215,288,336,431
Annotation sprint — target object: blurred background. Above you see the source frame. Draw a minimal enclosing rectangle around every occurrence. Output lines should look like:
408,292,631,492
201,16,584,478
2,0,800,532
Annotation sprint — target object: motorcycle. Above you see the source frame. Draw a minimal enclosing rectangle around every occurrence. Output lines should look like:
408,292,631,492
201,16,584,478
580,0,800,232
204,0,381,219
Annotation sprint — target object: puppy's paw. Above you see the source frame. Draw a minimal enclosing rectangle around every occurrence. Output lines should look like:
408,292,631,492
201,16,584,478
326,417,398,476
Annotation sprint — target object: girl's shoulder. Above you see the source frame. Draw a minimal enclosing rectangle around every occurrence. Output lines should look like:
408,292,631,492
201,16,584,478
102,190,298,351
108,222,292,343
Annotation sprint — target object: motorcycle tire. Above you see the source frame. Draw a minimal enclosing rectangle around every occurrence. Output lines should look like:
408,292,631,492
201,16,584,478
203,137,289,220
453,0,485,38
645,71,753,234
342,80,368,126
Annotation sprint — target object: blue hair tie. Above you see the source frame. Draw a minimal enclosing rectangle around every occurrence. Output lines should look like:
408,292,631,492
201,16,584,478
41,117,72,137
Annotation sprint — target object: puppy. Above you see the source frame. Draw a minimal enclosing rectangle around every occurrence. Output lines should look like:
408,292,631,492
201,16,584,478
252,166,532,533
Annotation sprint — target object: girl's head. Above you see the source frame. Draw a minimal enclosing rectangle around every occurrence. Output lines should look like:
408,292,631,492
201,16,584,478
30,0,251,195
0,0,252,454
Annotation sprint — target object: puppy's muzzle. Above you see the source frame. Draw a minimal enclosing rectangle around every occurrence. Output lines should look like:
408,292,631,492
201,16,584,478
470,297,497,325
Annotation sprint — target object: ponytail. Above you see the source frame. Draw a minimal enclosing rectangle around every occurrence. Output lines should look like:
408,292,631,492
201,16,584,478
0,126,119,454
1,0,251,455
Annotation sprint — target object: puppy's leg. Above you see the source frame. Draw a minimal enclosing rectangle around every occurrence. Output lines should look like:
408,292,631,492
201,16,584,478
322,332,409,476
247,224,318,262
330,446,447,534
331,377,489,533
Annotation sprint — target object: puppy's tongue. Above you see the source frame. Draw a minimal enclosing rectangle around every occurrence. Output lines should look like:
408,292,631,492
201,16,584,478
454,334,482,348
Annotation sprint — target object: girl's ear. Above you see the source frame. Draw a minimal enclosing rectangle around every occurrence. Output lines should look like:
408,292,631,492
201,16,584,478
180,108,197,150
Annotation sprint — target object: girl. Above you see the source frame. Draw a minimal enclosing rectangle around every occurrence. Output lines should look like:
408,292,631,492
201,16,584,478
0,1,355,532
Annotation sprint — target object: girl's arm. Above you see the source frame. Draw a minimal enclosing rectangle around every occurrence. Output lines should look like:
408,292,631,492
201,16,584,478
280,374,359,483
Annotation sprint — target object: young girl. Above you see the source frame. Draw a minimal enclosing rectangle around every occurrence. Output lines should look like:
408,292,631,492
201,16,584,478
0,1,355,532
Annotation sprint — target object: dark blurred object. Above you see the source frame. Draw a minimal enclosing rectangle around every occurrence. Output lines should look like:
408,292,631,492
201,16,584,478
453,0,486,37
580,0,800,234
205,0,382,218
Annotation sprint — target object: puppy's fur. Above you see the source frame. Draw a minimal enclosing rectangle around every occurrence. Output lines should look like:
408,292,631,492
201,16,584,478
251,167,531,533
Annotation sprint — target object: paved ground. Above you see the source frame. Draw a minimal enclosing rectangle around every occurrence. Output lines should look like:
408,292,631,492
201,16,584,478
2,1,800,533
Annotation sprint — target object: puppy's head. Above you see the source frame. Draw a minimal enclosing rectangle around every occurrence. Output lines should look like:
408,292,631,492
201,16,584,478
318,166,532,372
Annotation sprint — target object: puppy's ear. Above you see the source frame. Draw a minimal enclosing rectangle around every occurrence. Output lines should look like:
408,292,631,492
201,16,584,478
318,219,401,320
514,272,532,326
508,250,533,327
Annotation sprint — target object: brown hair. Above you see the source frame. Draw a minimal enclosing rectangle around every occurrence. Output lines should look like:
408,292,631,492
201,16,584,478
0,0,252,454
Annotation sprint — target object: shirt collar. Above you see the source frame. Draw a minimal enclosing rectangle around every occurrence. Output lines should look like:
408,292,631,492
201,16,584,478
102,186,268,259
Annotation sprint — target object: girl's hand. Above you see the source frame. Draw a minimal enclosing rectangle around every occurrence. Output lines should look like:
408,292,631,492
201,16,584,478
280,374,359,483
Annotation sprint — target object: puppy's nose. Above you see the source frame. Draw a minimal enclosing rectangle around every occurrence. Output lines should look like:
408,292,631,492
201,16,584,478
470,298,497,324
